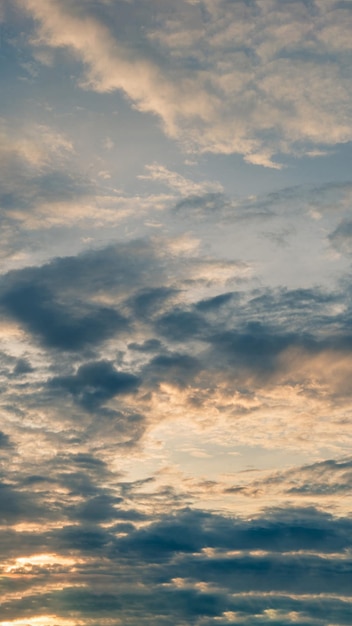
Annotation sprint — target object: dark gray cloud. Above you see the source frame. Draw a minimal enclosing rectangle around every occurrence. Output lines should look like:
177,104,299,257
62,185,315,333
0,481,46,524
144,352,201,388
156,309,207,342
0,482,26,523
1,238,347,362
50,360,140,410
195,291,236,312
129,287,179,319
329,219,352,254
207,323,319,378
210,323,294,361
0,240,160,301
68,494,123,524
12,357,34,376
0,431,12,448
117,507,352,560
0,241,163,352
1,282,127,351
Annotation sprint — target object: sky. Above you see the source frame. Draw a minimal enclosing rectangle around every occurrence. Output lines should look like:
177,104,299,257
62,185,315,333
1,0,352,624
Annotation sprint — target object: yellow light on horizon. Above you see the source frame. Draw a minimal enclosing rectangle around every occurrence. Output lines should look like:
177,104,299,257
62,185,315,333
4,553,77,574
0,617,81,626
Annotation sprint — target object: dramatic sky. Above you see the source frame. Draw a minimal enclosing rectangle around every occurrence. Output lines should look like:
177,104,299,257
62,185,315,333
1,1,352,624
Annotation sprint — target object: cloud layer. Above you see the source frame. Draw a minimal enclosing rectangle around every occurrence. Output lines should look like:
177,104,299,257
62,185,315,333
15,0,352,166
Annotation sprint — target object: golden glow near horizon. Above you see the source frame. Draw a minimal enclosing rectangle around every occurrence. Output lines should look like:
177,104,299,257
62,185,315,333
4,553,78,574
0,615,86,626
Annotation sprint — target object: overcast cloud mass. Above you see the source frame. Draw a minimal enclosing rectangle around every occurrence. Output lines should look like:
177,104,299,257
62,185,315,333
1,1,352,624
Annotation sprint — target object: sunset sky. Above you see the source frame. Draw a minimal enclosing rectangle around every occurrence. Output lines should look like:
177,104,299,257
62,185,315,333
1,1,352,624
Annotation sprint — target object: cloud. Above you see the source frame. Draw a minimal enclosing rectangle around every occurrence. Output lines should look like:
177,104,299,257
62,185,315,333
0,236,249,354
128,287,179,319
0,481,46,524
138,163,223,196
0,283,128,351
12,357,34,376
156,309,207,342
0,120,79,223
0,239,350,478
2,506,351,624
174,192,236,220
67,493,123,523
3,3,352,624
17,0,352,165
229,457,352,500
329,219,352,254
145,352,201,390
50,360,140,410
174,181,352,224
0,119,73,171
0,431,12,448
0,119,166,268
1,238,350,452
0,241,161,351
195,292,235,312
